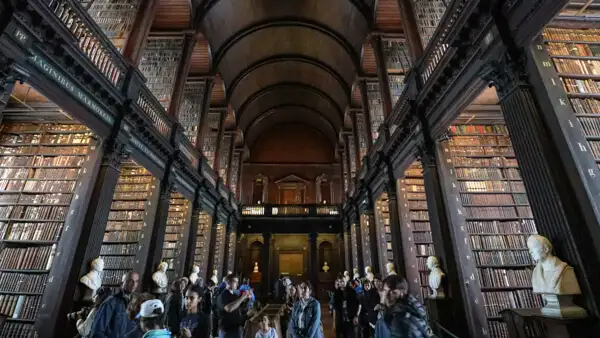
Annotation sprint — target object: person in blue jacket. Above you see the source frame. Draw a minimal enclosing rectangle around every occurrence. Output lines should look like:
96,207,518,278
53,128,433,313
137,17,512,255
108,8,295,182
289,282,323,338
238,277,255,309
90,271,140,338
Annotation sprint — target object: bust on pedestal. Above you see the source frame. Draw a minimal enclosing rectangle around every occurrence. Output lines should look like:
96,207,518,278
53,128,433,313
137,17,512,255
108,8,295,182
322,262,330,272
189,265,200,285
352,267,360,280
364,266,374,282
343,271,350,283
211,269,219,285
253,262,259,273
385,262,397,276
527,235,586,318
80,258,104,302
426,256,446,299
152,262,169,297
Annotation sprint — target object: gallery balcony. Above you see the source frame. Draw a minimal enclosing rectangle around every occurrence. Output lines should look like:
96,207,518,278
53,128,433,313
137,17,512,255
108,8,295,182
240,204,342,233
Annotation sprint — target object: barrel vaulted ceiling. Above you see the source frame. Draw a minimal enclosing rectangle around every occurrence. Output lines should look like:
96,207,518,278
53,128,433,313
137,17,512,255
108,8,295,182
196,0,374,148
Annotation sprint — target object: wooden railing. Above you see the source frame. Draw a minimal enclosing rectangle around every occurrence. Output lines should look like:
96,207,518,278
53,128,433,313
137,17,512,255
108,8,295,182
241,204,340,217
47,0,127,88
136,86,172,137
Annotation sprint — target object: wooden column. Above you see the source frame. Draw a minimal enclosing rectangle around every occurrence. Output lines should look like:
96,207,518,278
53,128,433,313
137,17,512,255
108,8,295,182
395,0,424,63
173,197,194,279
358,81,374,147
167,34,196,117
370,35,394,119
226,132,236,187
235,150,243,198
196,79,214,150
36,137,128,335
207,201,223,280
122,0,160,66
308,232,319,292
343,222,353,272
343,134,354,190
261,232,272,297
136,176,174,289
383,172,406,277
221,217,233,277
336,233,345,274
350,111,362,169
212,110,227,171
339,149,347,193
183,194,202,276
352,208,365,273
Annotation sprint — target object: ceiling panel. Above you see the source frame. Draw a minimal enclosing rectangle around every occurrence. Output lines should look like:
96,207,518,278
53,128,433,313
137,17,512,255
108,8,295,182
190,39,211,74
375,0,403,32
152,0,190,29
361,42,377,75
211,75,226,105
352,84,362,106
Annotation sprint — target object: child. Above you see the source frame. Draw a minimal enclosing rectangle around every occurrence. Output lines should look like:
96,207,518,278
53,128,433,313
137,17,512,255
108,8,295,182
139,299,171,337
255,314,278,338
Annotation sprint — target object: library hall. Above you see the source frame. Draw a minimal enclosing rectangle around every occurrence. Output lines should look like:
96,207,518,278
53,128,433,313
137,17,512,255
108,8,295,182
0,0,598,337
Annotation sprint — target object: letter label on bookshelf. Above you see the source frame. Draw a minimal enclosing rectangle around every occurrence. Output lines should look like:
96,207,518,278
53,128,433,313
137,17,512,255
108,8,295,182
14,28,29,44
589,169,596,178
559,98,567,106
542,61,553,68
536,44,543,50
578,142,588,152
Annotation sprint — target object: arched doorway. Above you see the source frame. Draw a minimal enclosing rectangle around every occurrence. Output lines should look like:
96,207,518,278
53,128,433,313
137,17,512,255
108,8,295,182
318,241,333,272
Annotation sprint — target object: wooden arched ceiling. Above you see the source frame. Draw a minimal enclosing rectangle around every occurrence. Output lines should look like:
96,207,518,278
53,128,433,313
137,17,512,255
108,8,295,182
198,0,372,146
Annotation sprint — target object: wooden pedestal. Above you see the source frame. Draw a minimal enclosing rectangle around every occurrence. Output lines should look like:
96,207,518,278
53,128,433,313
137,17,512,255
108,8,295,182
501,308,591,338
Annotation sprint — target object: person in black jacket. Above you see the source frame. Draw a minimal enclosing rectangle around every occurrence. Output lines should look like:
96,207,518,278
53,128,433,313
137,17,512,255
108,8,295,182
180,285,210,338
360,280,380,338
165,280,184,336
332,278,361,338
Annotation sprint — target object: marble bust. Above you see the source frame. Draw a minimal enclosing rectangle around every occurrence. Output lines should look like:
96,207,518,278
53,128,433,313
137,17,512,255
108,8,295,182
385,262,397,276
343,270,350,283
80,258,104,293
253,262,259,273
322,262,330,272
211,269,219,285
352,267,360,280
189,265,200,285
527,235,586,318
364,266,374,282
426,256,446,299
152,262,169,294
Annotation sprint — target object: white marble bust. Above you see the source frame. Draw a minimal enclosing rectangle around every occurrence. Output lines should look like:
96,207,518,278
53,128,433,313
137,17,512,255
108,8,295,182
322,262,330,272
385,262,397,276
364,266,374,281
152,262,169,294
353,267,360,280
426,256,446,299
527,235,586,318
211,269,219,285
343,270,350,283
253,262,259,273
80,258,104,293
189,265,200,285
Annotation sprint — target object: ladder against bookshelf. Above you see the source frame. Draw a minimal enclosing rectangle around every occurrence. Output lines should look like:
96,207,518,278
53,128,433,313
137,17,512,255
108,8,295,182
446,123,544,338
162,192,191,281
194,212,211,280
398,162,433,301
543,28,600,166
0,122,92,337
100,162,155,289
375,193,393,271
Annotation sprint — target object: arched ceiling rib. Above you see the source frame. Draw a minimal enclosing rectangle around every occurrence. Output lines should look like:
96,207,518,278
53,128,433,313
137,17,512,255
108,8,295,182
199,0,370,146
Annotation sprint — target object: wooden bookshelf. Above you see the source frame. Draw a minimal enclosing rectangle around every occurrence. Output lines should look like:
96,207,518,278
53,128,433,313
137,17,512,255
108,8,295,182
446,123,544,338
202,112,221,168
212,223,227,280
100,162,155,289
411,0,447,48
359,213,375,270
81,0,140,51
194,212,212,281
161,192,191,281
366,81,384,142
375,194,393,272
178,83,205,146
350,223,359,269
397,162,433,301
218,135,232,183
0,122,92,337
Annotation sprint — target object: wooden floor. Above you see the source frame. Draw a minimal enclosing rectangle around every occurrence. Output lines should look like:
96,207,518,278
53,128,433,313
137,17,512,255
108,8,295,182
321,304,335,338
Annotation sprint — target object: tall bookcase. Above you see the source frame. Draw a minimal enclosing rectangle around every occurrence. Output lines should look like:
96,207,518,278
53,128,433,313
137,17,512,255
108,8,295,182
0,122,92,337
161,192,191,281
211,223,226,280
445,122,543,338
359,213,374,270
100,162,155,289
350,223,358,269
194,212,212,281
411,0,447,48
397,162,433,301
366,81,384,142
542,28,600,167
374,194,393,271
82,0,140,51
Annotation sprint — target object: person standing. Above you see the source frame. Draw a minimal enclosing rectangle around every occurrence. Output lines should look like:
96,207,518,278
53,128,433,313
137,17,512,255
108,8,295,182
217,274,251,338
255,314,278,338
360,280,380,338
125,293,156,338
239,277,255,310
289,282,322,338
165,280,184,336
180,285,210,338
90,271,140,338
273,275,285,302
375,275,434,338
76,286,112,338
138,299,171,337
332,279,360,338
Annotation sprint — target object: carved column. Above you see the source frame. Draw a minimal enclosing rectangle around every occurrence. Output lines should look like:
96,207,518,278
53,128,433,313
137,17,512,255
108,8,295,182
122,0,161,65
395,0,424,63
212,110,227,171
196,79,214,150
343,134,354,190
36,136,128,335
226,132,236,187
168,33,196,117
370,35,394,119
358,80,374,147
308,232,318,292
261,232,272,297
383,171,406,276
137,175,174,289
236,150,243,198
350,111,362,169
339,149,347,194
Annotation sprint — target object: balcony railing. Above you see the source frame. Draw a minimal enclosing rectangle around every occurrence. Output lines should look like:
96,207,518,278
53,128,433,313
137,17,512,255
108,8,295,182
241,204,340,217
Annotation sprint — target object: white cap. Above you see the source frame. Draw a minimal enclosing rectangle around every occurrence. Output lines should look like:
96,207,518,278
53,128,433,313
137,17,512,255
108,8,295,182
140,299,164,318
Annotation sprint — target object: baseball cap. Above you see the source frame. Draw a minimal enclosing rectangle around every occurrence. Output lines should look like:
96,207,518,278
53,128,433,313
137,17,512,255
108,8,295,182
139,299,164,318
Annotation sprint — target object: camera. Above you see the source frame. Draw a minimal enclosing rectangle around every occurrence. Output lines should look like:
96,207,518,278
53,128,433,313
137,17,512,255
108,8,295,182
66,307,91,321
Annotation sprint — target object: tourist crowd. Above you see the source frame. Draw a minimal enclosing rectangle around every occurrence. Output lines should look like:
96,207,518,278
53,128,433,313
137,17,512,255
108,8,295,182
70,270,434,338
